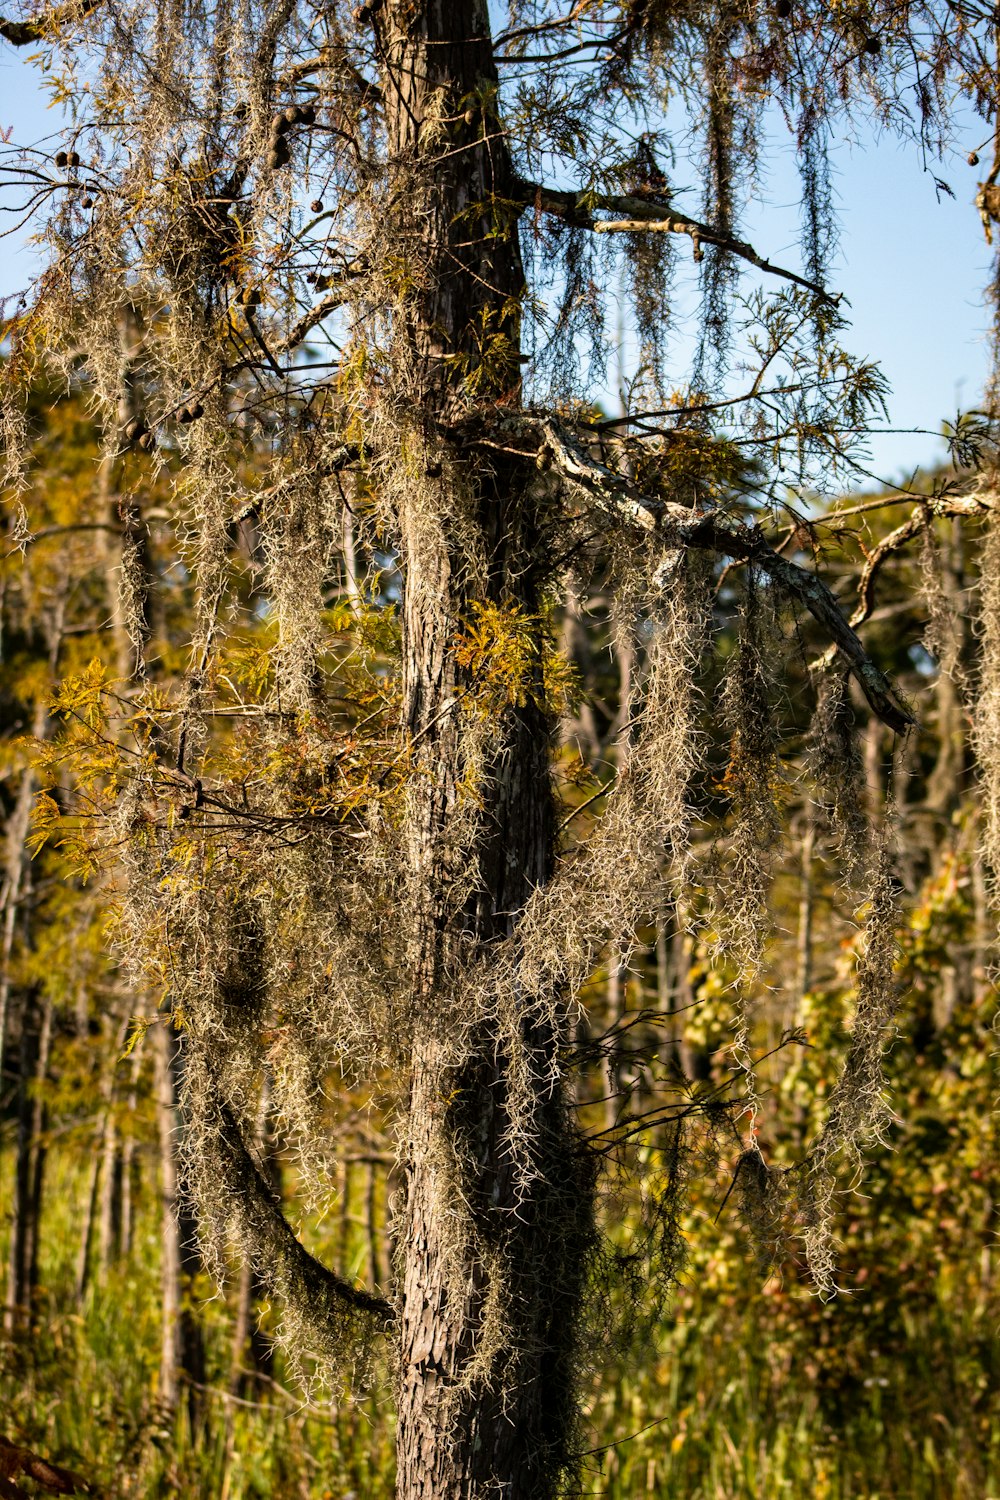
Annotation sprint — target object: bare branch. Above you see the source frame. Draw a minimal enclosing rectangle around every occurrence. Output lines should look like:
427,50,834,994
812,488,998,666
281,286,350,352
854,513,927,627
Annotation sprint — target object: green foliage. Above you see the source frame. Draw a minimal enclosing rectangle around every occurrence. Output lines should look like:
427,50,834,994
0,1158,395,1499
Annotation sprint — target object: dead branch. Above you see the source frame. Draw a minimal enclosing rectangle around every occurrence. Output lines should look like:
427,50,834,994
814,488,998,667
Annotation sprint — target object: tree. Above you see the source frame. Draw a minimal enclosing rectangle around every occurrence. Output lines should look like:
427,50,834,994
2,1,999,1495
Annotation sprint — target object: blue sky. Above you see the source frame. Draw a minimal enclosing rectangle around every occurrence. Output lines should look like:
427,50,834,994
740,118,996,485
1,45,994,486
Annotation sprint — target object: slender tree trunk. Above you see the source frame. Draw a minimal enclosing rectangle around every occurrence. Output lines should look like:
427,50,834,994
153,1021,205,1432
973,833,991,1001
603,956,625,1133
1,608,64,1329
342,500,360,610
4,990,44,1332
76,1017,127,1299
796,816,815,1005
2,995,48,1328
927,520,968,822
23,997,52,1309
0,701,49,1097
655,901,687,1078
865,715,884,825
3,992,49,1330
655,904,671,1074
671,923,704,1082
228,1259,275,1396
337,1157,353,1267
119,1046,141,1259
227,1077,274,1396
560,575,601,765
97,1106,120,1275
366,1159,384,1294
379,4,595,1493
75,1136,102,1303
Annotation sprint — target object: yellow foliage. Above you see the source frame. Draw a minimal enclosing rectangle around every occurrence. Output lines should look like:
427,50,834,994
453,599,579,716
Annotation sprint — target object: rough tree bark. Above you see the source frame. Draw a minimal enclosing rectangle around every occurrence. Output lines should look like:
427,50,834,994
378,3,593,1494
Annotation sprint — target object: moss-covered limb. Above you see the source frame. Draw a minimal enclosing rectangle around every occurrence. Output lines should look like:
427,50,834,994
539,418,914,735
215,1101,395,1328
519,180,837,304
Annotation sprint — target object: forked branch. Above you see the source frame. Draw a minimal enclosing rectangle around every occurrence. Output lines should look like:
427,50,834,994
812,487,997,668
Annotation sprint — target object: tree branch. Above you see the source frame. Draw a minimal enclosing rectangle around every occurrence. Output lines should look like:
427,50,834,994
0,0,102,45
814,488,997,666
520,181,838,304
539,420,914,734
281,285,351,353
217,1101,395,1327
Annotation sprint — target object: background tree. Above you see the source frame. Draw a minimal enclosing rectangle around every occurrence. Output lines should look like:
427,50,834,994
2,1,1000,1497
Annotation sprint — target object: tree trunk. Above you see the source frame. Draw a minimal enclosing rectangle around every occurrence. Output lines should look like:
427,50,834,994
153,1021,206,1432
0,701,49,1101
97,1105,120,1275
394,459,589,1490
796,816,815,1005
227,1077,274,1396
23,997,52,1309
926,519,968,822
4,990,48,1333
119,1045,141,1259
865,715,884,825
365,1159,384,1294
560,575,601,765
342,500,360,610
655,901,687,1079
74,1135,102,1304
76,1018,127,1300
378,3,595,1494
603,955,625,1133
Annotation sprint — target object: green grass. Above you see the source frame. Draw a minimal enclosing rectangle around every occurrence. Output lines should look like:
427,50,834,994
4,1143,999,1498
